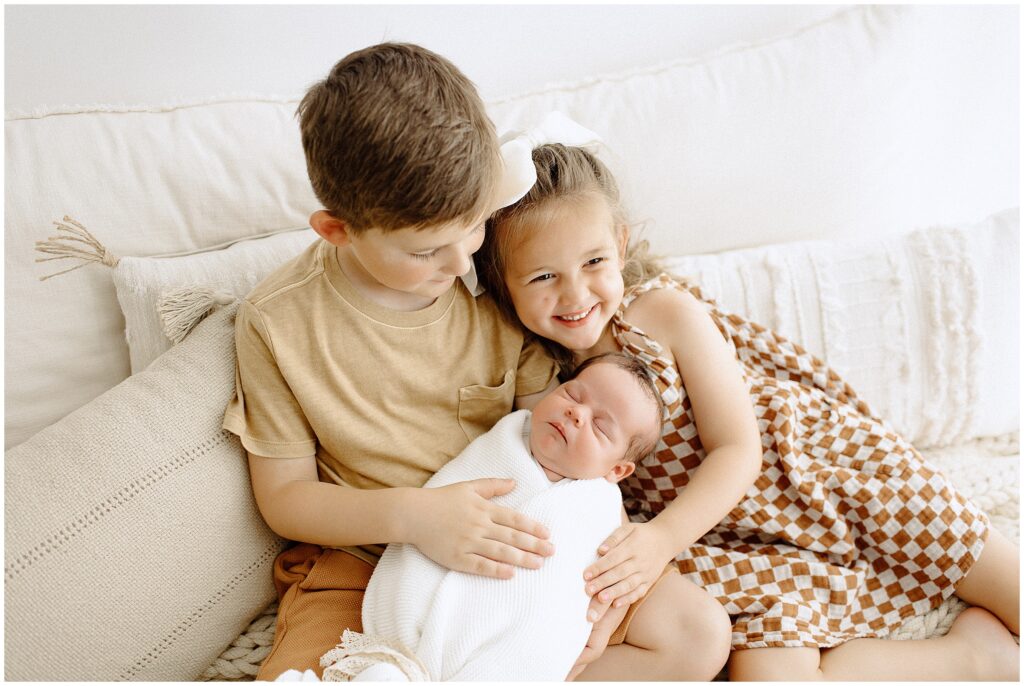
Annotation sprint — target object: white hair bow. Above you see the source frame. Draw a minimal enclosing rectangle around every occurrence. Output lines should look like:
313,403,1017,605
493,111,603,211
462,112,601,297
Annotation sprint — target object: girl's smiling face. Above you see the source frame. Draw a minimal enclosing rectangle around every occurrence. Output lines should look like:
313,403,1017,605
503,194,626,357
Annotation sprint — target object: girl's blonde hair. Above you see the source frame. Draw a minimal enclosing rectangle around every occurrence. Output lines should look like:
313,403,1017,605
477,143,663,376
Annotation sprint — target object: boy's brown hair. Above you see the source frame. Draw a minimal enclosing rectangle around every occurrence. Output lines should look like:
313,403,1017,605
570,352,664,465
297,43,501,234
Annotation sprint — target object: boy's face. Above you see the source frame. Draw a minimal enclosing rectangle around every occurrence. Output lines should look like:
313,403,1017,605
331,215,486,304
529,362,652,483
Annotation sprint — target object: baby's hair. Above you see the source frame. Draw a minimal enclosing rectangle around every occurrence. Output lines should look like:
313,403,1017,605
297,42,501,235
570,352,664,465
477,143,664,375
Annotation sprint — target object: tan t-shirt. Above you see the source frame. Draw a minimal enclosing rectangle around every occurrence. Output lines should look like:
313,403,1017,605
223,239,557,554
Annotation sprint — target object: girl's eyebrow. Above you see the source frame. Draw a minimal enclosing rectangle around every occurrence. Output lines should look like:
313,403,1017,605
514,242,614,276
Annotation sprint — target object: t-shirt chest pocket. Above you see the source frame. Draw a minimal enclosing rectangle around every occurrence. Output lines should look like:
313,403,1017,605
457,369,516,443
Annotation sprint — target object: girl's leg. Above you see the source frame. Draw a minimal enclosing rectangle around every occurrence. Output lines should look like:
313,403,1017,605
579,573,732,681
953,527,1020,634
729,608,1019,681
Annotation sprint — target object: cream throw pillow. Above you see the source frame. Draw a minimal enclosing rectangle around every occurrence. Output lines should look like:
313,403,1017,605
110,227,318,373
4,303,286,681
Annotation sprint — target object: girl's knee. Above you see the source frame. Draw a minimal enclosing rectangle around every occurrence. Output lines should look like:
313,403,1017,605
680,592,732,672
654,575,732,676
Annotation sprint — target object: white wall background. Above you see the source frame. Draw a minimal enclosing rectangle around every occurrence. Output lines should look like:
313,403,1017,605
5,4,850,111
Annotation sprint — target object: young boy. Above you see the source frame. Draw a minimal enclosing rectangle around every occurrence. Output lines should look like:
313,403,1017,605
318,354,663,682
224,43,730,681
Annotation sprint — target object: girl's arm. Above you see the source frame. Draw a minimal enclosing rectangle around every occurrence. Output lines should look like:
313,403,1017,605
584,287,762,608
247,452,554,579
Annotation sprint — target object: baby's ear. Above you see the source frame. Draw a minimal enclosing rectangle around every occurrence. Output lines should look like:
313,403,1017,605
310,210,353,247
605,460,636,483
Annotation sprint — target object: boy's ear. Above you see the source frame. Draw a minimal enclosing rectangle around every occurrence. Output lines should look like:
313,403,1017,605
605,460,636,483
310,210,353,247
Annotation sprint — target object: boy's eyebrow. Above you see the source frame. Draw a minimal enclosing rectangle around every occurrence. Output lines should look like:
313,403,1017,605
406,219,484,250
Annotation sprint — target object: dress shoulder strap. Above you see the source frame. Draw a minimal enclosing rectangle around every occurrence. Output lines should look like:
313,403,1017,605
612,273,688,355
610,274,688,415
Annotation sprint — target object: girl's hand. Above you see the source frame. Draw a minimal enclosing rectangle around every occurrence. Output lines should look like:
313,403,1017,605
406,478,554,578
583,521,676,610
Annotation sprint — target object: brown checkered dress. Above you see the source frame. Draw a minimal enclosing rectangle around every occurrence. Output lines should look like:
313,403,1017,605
614,274,990,650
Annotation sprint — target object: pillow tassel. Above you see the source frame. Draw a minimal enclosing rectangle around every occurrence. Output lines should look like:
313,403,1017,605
158,286,236,344
35,216,120,281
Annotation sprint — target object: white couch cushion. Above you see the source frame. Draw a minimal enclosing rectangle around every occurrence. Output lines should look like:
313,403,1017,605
5,5,1016,448
663,208,1020,448
4,303,285,681
488,5,1018,256
5,100,319,448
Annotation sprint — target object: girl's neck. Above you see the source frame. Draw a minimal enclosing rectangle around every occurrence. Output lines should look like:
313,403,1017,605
571,325,620,367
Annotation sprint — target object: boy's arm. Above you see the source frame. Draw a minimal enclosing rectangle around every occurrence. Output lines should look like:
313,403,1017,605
247,452,553,578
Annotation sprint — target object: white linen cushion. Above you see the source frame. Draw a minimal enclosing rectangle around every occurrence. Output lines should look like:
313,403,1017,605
4,100,317,448
663,208,1020,448
4,303,286,681
488,5,1017,256
112,228,318,372
6,5,1015,449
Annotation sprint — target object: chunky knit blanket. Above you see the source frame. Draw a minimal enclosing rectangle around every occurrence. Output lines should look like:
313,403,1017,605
319,410,623,681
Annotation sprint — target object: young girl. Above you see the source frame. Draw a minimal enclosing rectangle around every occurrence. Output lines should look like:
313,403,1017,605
476,142,1020,681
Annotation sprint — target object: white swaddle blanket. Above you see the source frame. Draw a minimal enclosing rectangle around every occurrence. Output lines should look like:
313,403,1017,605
321,410,623,681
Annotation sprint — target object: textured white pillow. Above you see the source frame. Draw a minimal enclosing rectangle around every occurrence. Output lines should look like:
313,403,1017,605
662,208,1020,449
4,304,286,681
111,227,318,372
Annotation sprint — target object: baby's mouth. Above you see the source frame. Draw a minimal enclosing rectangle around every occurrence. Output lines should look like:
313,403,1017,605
549,422,567,442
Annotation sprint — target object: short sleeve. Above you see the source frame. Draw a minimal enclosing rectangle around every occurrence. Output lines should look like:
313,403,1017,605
514,338,559,398
222,300,317,458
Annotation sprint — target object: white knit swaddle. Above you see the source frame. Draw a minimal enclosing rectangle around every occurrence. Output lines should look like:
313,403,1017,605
321,410,623,681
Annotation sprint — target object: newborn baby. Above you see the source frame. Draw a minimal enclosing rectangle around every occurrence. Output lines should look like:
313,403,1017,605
319,352,663,682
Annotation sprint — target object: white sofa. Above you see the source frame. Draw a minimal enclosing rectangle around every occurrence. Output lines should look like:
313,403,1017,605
5,5,1018,681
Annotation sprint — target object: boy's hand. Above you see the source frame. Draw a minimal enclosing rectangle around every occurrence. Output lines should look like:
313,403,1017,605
583,521,675,609
407,478,554,578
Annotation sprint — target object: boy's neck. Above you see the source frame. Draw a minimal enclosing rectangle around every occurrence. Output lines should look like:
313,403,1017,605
335,245,439,312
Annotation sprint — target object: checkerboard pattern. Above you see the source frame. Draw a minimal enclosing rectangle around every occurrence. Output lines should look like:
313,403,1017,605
613,275,989,649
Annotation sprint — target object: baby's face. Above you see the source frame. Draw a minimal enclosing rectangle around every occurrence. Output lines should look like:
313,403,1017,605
529,362,653,482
